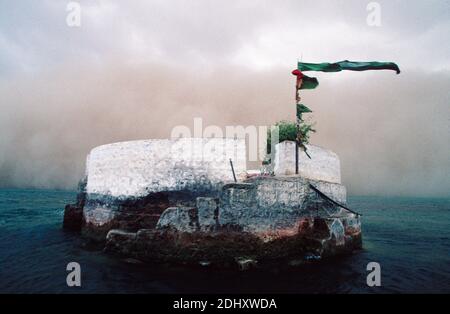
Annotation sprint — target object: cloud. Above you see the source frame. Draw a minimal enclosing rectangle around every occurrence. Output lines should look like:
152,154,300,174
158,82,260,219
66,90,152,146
0,1,448,196
0,61,448,197
1,0,449,75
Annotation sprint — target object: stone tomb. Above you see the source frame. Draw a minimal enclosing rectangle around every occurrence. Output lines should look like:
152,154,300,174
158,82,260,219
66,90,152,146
63,138,362,267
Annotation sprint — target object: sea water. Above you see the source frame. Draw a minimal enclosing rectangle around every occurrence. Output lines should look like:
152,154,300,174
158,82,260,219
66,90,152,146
0,189,449,293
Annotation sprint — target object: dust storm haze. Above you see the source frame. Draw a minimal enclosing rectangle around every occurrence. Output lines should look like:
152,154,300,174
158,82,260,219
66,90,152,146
0,0,449,196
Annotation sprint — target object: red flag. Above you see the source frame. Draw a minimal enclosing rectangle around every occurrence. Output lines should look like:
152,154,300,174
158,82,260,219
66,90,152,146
292,69,304,90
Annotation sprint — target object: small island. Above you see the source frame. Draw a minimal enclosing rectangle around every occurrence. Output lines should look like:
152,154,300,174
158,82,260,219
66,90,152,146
63,137,362,269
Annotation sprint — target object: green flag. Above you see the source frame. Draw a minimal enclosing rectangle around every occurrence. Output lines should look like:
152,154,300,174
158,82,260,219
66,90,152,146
300,75,319,90
297,104,312,116
298,60,400,74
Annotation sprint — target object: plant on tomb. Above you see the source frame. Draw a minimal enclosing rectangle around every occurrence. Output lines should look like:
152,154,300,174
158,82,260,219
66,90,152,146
266,119,316,156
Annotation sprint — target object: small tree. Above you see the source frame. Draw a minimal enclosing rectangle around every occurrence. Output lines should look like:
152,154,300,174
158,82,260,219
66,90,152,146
266,119,315,155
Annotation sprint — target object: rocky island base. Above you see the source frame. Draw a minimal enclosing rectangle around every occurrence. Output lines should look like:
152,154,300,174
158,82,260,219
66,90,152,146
63,138,362,269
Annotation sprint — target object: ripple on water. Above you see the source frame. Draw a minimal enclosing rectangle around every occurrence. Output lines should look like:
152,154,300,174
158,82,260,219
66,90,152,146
0,190,449,293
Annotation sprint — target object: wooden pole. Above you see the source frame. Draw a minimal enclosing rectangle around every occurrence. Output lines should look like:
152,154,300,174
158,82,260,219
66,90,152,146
229,159,237,183
295,79,301,175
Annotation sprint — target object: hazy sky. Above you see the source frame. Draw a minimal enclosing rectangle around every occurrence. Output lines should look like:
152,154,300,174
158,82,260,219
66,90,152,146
0,0,449,196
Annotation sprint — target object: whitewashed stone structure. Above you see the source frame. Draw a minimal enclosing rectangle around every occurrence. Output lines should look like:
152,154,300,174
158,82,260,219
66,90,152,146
64,137,362,266
86,138,246,198
273,141,341,184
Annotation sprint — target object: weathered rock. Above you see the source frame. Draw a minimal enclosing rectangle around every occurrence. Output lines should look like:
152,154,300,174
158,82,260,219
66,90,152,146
63,204,83,231
157,207,199,232
82,191,172,241
196,197,219,232
103,223,358,268
105,229,137,256
235,257,258,271
103,176,361,267
65,138,363,268
63,178,86,231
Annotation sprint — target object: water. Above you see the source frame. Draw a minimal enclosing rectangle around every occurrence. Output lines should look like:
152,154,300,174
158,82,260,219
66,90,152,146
0,189,449,294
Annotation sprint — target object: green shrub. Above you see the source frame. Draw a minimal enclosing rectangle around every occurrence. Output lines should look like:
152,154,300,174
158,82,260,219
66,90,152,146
266,120,315,154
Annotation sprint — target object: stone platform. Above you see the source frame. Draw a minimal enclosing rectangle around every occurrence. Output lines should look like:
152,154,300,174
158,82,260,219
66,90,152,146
63,138,362,268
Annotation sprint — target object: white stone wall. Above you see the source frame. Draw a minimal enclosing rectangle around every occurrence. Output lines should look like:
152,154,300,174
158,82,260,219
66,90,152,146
86,138,247,198
273,141,341,184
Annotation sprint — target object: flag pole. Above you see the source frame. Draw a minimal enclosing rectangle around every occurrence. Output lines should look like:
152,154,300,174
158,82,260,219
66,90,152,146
295,82,300,175
295,65,301,175
293,62,310,175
